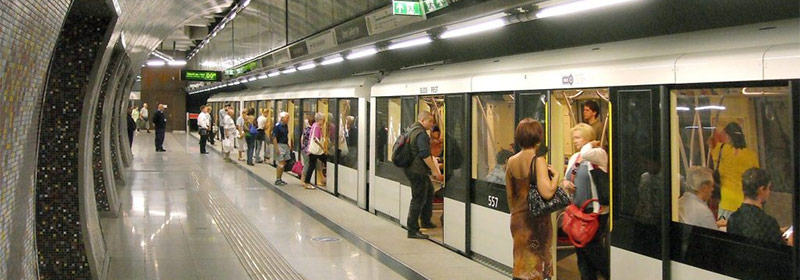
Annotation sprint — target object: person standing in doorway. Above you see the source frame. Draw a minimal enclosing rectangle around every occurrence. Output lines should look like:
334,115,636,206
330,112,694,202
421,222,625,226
272,111,291,186
153,104,167,152
244,108,257,166
197,105,211,154
236,110,246,161
404,111,444,239
255,108,268,163
140,103,150,133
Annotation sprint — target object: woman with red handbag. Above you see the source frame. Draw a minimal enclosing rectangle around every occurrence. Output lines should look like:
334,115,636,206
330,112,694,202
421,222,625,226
561,123,609,280
505,119,560,280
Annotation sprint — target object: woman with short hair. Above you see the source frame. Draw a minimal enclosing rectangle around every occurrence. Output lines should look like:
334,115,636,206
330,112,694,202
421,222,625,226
302,112,327,190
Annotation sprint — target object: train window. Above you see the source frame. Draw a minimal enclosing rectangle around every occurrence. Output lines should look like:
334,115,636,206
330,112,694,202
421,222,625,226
374,97,407,182
670,85,794,278
338,98,358,169
471,93,515,212
286,99,298,150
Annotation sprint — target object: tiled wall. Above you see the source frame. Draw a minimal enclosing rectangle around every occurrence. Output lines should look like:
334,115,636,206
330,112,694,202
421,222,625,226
35,9,113,279
93,47,124,213
0,1,71,279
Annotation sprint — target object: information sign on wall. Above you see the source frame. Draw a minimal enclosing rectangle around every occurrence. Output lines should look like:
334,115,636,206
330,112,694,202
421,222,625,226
367,5,425,35
335,17,369,44
273,49,291,65
181,70,222,81
288,41,309,59
307,30,337,54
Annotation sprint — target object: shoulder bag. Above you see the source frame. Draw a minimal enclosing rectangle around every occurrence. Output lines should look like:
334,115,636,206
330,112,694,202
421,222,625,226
308,127,325,155
528,156,571,217
712,144,724,198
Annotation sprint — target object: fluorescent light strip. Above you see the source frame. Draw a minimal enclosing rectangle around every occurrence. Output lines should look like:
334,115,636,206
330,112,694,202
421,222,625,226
536,0,638,19
146,60,165,66
387,36,432,50
281,67,297,74
167,60,186,66
268,72,281,77
247,77,257,82
321,56,344,65
297,63,316,71
675,106,690,111
258,74,268,79
346,47,377,59
441,19,507,39
695,105,726,111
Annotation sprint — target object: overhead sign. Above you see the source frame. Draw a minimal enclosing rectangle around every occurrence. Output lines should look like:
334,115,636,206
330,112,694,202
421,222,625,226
288,41,309,59
367,5,425,35
335,17,369,44
181,70,221,81
307,30,337,54
272,49,291,65
421,0,449,13
393,1,423,16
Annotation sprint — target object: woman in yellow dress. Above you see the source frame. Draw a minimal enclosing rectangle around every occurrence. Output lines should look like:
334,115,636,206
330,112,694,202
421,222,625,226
711,122,759,220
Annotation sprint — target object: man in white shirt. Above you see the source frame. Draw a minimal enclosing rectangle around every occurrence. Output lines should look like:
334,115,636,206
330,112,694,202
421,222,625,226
140,103,150,133
255,109,268,163
679,166,726,230
197,105,211,154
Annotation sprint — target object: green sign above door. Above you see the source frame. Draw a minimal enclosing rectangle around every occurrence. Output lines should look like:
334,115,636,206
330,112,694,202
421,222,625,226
393,1,423,16
421,0,449,14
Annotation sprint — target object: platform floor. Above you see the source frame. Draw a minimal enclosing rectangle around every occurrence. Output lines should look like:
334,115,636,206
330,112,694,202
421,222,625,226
103,132,507,279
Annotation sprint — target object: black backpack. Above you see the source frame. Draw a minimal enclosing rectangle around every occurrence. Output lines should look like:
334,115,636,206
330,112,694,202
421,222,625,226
392,126,422,168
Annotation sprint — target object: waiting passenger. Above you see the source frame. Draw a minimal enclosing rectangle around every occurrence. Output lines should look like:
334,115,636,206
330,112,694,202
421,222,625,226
403,111,444,239
236,110,246,161
222,108,237,162
303,113,328,190
583,100,606,147
255,109,268,163
710,122,759,220
506,118,558,280
300,115,315,184
561,123,609,280
679,167,726,230
728,168,792,246
272,111,291,185
483,149,514,185
244,108,257,166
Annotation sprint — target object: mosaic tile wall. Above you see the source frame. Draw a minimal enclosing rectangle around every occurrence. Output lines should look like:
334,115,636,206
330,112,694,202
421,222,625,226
0,1,72,279
110,68,130,182
92,48,123,212
36,10,113,279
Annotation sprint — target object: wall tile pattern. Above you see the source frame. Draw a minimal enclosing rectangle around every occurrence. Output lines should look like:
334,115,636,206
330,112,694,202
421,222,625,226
35,12,112,279
92,48,123,212
0,1,71,279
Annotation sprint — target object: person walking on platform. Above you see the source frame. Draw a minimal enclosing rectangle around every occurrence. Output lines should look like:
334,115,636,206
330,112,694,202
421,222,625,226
303,113,327,190
140,103,150,133
198,105,211,154
403,111,444,239
219,104,230,142
272,111,291,185
255,109,268,163
299,115,315,184
153,104,167,152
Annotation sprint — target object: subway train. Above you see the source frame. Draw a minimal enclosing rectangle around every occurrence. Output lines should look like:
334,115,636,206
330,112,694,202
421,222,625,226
206,18,800,279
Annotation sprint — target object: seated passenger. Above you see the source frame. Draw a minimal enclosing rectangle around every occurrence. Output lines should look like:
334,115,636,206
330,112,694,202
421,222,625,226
727,168,788,245
484,149,514,185
679,167,725,230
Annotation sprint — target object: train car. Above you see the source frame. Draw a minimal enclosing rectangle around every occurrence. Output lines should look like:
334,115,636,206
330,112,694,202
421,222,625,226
369,18,800,279
208,76,378,208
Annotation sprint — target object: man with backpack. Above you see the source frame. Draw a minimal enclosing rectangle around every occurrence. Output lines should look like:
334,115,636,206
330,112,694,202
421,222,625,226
396,111,443,239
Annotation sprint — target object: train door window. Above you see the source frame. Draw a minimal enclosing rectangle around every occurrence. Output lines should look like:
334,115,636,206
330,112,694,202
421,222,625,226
338,98,358,169
419,95,445,241
314,99,331,189
375,97,411,183
471,93,515,212
670,85,794,279
291,99,302,158
286,99,298,152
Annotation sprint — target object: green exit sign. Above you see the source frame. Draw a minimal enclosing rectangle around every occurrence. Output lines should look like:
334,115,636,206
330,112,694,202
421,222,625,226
393,0,423,16
181,70,221,81
421,0,448,13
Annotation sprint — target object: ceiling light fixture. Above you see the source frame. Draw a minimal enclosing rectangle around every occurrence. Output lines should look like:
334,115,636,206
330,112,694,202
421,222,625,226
168,60,186,66
387,36,432,50
440,18,507,39
258,73,268,79
346,47,378,60
268,71,281,77
695,105,726,111
281,67,297,74
321,55,344,65
146,60,165,66
535,0,638,19
297,63,317,71
675,106,690,111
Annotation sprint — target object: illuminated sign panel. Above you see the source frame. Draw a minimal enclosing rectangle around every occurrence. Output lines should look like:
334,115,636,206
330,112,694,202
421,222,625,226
181,70,221,81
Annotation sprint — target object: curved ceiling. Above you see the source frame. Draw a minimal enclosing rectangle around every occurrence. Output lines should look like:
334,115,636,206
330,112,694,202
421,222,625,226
117,0,234,67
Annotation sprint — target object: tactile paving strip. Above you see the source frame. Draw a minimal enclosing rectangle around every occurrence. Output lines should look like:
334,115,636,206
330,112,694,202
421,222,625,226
190,172,305,280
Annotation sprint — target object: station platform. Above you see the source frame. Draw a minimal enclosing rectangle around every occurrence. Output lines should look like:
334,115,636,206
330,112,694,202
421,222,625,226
103,131,506,279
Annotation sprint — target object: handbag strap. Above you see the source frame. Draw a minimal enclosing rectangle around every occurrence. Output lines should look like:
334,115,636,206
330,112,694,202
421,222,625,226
715,143,725,170
586,162,601,214
528,154,538,186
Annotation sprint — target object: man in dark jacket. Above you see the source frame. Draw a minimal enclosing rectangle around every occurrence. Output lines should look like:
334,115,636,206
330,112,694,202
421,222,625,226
404,111,444,239
153,104,167,152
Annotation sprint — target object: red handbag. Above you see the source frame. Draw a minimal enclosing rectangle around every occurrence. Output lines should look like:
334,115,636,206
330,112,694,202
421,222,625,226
562,198,600,248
